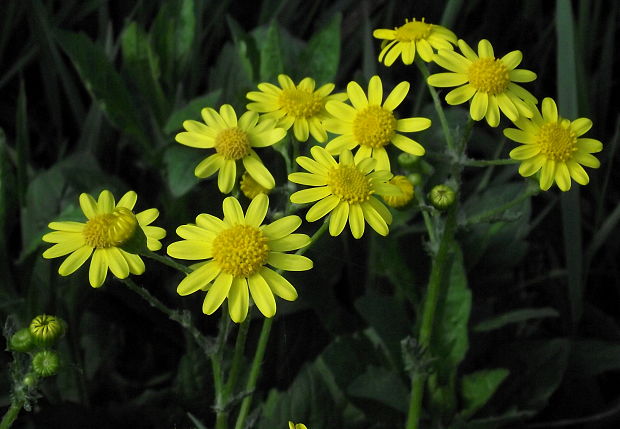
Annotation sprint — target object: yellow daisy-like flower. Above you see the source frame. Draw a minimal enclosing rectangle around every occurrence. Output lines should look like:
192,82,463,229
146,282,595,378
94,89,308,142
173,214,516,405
427,39,538,127
175,104,286,194
289,422,308,429
42,190,166,288
288,146,399,239
240,171,270,199
373,18,457,66
324,75,431,172
167,194,313,323
246,74,347,142
381,175,415,208
504,97,602,191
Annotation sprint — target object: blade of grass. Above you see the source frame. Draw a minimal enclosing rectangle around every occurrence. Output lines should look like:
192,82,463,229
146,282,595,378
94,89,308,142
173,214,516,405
16,80,29,209
556,0,583,330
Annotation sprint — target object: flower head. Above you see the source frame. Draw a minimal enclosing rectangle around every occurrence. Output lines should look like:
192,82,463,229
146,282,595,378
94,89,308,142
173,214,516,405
246,74,347,142
167,194,312,323
324,75,431,172
42,190,166,288
504,97,602,191
373,18,457,66
427,39,537,127
288,146,399,239
381,175,415,208
175,104,286,193
29,314,66,347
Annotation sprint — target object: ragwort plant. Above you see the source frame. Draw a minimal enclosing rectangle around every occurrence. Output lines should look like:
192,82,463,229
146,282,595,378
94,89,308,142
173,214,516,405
1,1,616,429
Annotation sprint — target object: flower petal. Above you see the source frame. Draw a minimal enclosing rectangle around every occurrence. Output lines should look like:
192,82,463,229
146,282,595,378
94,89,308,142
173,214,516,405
195,154,223,178
329,201,349,236
223,196,245,224
361,202,389,236
260,267,298,301
268,234,311,252
427,73,468,87
248,273,276,318
167,240,212,260
267,252,313,271
58,246,93,276
290,187,332,204
79,193,98,219
347,81,368,109
243,156,275,189
89,248,108,288
348,204,365,239
105,247,130,279
367,75,383,105
245,193,269,227
202,273,233,315
383,81,410,111
117,191,137,210
262,216,302,240
306,195,340,222
470,91,488,121
541,98,558,122
177,261,221,296
396,117,432,132
445,85,476,105
217,160,236,194
571,118,593,137
97,190,115,214
391,134,425,156
228,277,249,323
501,50,522,70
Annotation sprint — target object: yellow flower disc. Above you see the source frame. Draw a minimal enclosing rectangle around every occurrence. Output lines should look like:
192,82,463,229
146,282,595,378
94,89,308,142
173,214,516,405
536,122,577,162
278,88,323,118
394,19,432,41
82,207,137,248
468,58,510,95
327,165,373,203
382,175,414,208
352,106,397,148
211,225,269,277
240,171,270,199
215,128,250,160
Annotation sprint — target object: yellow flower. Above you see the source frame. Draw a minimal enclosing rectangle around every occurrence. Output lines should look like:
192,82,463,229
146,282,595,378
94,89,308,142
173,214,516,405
427,39,537,127
504,97,602,191
167,194,312,323
246,74,347,142
381,175,414,208
324,75,430,172
175,104,286,194
288,146,399,239
240,171,270,199
373,18,457,66
42,190,166,288
289,422,308,429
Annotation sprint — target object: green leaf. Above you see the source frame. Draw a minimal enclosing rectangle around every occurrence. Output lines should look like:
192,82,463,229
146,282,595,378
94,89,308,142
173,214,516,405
347,365,409,413
354,290,409,366
16,80,29,208
258,21,284,81
571,339,620,376
473,308,560,332
460,368,510,419
55,30,147,146
163,90,222,135
298,13,341,83
162,145,202,197
120,21,168,124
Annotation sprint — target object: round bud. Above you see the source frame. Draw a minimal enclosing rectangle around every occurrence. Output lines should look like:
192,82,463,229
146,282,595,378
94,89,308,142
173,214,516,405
32,350,60,377
9,328,35,353
23,374,38,388
397,153,420,168
429,184,456,210
29,314,66,348
407,173,423,186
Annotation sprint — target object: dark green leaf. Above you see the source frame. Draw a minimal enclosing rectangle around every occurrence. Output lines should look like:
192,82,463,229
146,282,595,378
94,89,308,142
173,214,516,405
460,368,510,419
473,308,560,332
55,30,147,146
298,13,341,83
257,21,284,81
571,339,620,376
163,145,202,197
347,365,409,413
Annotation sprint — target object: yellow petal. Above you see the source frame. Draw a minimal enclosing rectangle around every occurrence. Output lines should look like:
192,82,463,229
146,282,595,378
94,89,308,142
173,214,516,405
202,273,233,315
228,277,249,323
248,273,276,318
267,252,313,271
348,204,365,239
58,246,93,276
262,216,302,240
243,156,275,190
329,201,349,236
105,247,130,279
89,248,108,288
177,261,221,296
245,193,269,227
383,81,409,111
167,240,212,260
260,267,298,301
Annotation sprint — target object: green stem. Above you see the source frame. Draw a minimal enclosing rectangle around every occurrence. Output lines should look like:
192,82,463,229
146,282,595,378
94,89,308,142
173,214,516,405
462,184,539,226
142,250,191,274
463,158,519,167
406,207,458,429
120,278,214,355
416,59,455,152
233,317,273,429
0,401,24,429
232,221,328,429
223,319,251,401
213,313,232,429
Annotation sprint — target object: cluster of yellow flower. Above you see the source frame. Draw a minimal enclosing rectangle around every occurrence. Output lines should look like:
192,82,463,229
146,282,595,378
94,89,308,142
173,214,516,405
41,16,602,326
374,17,602,192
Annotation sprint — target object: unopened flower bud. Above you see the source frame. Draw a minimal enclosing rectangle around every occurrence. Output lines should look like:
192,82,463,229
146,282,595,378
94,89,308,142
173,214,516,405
29,314,66,348
32,350,60,377
9,328,35,353
397,153,420,168
429,184,456,210
407,173,423,186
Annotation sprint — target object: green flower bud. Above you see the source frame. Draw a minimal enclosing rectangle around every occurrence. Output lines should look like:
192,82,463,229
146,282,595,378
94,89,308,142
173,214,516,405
29,314,66,348
408,173,423,186
9,328,35,353
429,184,456,210
23,374,38,388
32,350,60,377
397,153,420,168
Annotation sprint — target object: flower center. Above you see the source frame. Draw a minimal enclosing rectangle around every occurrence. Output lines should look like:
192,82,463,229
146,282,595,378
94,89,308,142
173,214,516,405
327,165,373,204
394,19,432,41
211,225,269,278
215,128,250,160
353,105,397,148
536,122,577,162
467,58,510,95
82,207,138,248
278,88,323,118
